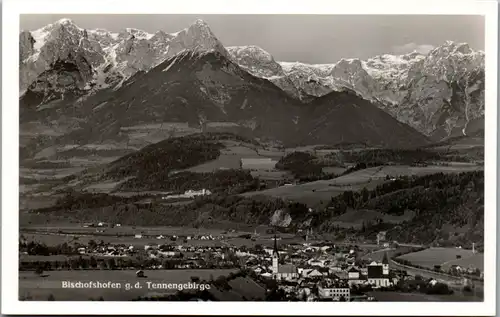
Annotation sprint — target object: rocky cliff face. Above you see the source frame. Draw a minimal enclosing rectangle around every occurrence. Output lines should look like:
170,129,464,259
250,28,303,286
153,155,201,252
21,49,428,151
26,54,93,105
229,42,485,139
20,18,227,96
20,19,107,94
227,46,313,100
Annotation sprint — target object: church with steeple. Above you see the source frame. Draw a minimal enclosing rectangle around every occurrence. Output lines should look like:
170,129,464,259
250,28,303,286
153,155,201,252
272,234,279,274
271,234,299,281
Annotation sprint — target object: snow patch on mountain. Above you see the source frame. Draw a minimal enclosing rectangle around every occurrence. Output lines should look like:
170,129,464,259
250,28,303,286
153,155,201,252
20,19,485,140
273,42,485,138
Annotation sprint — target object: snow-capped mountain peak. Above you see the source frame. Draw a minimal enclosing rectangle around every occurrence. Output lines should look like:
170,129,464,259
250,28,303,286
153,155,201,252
55,18,75,25
19,19,485,141
122,28,154,40
271,40,484,138
168,19,226,55
20,19,107,93
20,19,229,94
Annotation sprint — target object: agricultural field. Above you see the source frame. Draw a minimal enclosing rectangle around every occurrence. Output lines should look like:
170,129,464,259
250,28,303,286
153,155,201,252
209,276,266,301
20,167,85,180
331,209,415,229
321,166,348,175
240,164,483,207
397,247,483,270
19,269,237,301
67,156,121,167
337,164,482,184
19,184,42,195
185,141,282,173
437,254,484,272
429,136,484,151
255,148,285,158
20,223,305,250
250,170,292,181
240,174,385,208
83,180,128,193
19,254,130,262
19,195,61,211
20,233,183,247
121,122,201,148
22,224,249,236
368,291,480,302
362,247,404,262
20,224,262,247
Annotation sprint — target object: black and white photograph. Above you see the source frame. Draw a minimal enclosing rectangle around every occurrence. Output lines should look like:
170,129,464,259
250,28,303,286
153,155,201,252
2,0,498,315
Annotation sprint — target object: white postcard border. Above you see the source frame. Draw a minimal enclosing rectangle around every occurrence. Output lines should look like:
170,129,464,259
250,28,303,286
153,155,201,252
2,0,498,315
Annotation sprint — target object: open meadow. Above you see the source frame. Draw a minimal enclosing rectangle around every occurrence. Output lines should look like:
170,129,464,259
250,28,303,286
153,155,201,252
20,222,307,249
440,254,484,272
185,140,283,173
240,163,482,207
368,291,480,302
397,247,483,270
330,209,415,229
21,224,253,236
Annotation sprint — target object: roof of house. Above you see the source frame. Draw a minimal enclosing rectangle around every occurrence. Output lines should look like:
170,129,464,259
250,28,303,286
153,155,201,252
335,271,348,280
348,267,360,273
303,268,323,276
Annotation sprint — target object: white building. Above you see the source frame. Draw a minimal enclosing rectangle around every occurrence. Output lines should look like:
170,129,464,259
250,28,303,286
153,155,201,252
376,231,387,245
318,284,350,301
165,188,212,200
184,189,211,198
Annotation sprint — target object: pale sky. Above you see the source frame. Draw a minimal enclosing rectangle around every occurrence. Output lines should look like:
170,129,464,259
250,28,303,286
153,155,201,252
20,14,485,64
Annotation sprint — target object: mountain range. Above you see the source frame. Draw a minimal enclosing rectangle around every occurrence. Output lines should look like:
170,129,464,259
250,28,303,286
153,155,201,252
19,18,485,158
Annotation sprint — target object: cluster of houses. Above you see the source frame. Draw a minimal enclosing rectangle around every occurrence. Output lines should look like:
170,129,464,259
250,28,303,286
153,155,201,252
239,237,396,301
163,189,212,200
76,244,135,257
73,242,239,269
133,233,223,241
448,264,483,278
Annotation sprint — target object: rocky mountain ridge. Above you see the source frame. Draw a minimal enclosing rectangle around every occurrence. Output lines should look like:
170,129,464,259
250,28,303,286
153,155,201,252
231,42,485,138
20,48,429,163
20,18,485,139
20,18,227,93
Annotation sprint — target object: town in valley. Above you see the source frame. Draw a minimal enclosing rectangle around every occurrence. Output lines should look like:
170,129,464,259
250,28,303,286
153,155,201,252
18,15,485,302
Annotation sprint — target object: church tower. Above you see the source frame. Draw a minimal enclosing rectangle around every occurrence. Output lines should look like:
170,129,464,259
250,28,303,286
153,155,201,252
382,251,389,275
272,233,279,274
